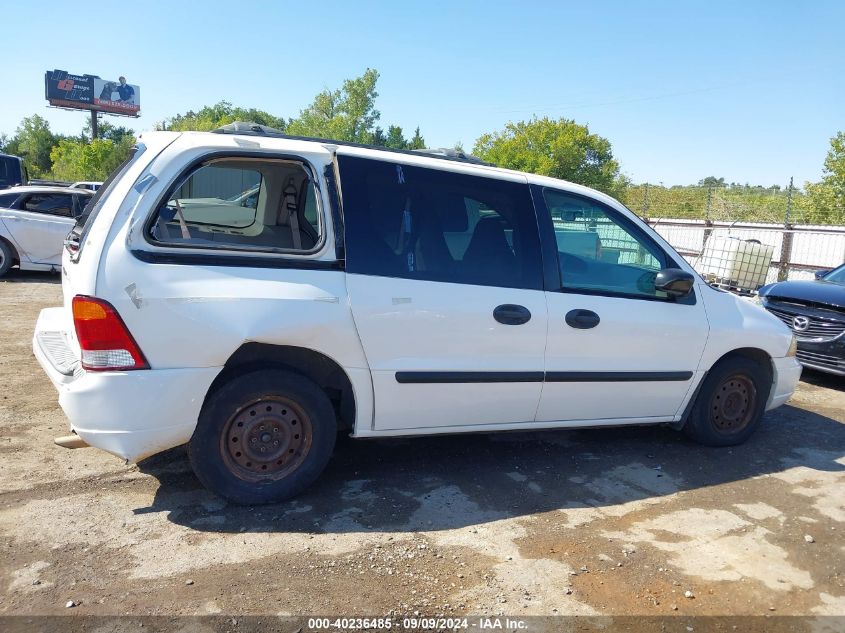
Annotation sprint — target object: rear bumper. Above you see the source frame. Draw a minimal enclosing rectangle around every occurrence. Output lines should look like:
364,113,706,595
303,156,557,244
33,307,221,462
766,356,803,410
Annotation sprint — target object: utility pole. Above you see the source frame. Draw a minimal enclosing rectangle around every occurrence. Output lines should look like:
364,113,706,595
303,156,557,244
778,177,795,282
90,110,98,141
784,176,794,225
703,185,714,247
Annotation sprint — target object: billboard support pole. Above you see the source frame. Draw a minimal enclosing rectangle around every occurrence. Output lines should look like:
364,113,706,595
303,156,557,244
90,110,98,140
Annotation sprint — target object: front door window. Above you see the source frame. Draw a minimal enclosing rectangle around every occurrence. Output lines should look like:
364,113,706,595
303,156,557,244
544,189,669,299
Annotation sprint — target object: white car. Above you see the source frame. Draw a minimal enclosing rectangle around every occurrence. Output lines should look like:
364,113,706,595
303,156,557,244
68,181,103,192
32,124,802,504
0,186,93,277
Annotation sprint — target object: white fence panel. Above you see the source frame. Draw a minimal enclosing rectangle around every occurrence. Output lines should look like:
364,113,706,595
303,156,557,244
647,218,845,291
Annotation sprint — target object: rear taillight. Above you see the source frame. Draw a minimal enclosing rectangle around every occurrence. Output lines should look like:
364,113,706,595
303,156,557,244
64,227,81,256
72,296,149,371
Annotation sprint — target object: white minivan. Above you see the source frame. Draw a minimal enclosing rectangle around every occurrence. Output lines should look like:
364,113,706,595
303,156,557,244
33,123,802,504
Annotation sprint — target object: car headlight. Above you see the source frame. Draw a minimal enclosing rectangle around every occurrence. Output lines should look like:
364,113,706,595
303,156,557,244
786,335,798,357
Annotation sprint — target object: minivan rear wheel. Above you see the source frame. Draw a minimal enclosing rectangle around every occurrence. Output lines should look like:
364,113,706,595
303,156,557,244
189,369,336,504
683,356,769,446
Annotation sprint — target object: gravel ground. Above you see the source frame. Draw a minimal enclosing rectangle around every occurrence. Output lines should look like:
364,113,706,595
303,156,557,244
1,270,843,621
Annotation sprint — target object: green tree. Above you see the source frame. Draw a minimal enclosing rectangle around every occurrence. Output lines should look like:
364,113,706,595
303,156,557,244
371,124,426,150
473,117,623,196
384,125,408,149
371,127,388,146
286,69,381,142
160,101,286,132
408,127,426,150
83,119,135,144
102,124,135,145
154,71,424,150
12,115,60,177
698,176,726,187
805,131,845,224
50,136,135,182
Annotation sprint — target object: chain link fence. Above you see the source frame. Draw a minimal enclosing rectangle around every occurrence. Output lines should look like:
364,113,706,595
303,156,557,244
610,180,845,293
621,182,844,226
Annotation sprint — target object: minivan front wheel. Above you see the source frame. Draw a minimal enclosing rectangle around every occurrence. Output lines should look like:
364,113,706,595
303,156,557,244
683,357,769,446
189,369,336,504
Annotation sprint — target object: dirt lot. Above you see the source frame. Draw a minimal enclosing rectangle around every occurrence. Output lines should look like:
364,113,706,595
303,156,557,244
1,270,844,622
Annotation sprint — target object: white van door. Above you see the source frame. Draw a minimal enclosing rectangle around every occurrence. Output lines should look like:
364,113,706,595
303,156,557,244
338,153,548,432
533,186,709,423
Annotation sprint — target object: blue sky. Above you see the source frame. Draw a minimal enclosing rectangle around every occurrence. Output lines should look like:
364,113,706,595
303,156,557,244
3,0,842,186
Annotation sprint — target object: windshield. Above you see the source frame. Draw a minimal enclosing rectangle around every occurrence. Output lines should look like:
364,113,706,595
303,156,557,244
822,264,845,284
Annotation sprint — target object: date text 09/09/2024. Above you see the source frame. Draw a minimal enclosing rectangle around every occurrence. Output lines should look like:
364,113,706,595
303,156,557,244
307,617,529,630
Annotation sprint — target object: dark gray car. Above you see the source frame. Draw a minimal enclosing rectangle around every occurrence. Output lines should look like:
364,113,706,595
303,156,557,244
759,264,845,376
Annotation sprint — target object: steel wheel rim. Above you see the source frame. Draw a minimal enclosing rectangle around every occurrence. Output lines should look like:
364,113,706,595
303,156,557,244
710,374,756,433
0,248,5,269
220,396,312,482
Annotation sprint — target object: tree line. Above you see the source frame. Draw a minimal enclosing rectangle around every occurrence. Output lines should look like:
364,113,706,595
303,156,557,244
1,69,842,224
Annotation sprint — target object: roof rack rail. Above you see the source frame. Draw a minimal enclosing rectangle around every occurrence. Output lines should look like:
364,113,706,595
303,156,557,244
410,147,487,164
214,122,284,136
212,121,491,166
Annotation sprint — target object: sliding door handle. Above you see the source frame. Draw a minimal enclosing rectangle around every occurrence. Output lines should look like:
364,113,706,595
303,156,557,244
565,309,600,329
494,304,532,325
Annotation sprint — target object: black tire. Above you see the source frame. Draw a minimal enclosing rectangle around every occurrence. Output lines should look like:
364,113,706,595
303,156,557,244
683,356,770,446
189,369,337,504
0,239,14,278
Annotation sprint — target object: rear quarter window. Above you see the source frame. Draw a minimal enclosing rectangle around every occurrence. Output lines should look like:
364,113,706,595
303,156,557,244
147,157,323,254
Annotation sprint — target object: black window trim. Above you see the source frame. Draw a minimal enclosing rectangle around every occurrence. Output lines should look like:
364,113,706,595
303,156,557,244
324,161,345,261
530,184,696,305
139,150,335,262
131,249,344,270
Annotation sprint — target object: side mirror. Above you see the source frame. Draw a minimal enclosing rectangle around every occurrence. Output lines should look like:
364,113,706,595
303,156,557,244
655,268,695,297
814,269,830,280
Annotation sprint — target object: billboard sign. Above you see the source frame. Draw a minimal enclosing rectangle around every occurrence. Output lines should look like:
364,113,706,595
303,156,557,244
93,77,140,115
44,70,94,108
45,70,140,117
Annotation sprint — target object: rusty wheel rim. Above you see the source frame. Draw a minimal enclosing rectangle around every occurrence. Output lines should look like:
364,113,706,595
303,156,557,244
710,374,756,433
221,396,312,482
